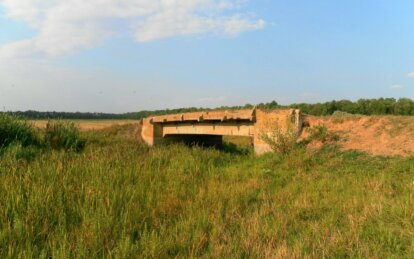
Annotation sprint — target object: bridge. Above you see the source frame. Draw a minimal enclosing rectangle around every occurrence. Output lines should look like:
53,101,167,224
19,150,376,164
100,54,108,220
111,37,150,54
141,108,303,154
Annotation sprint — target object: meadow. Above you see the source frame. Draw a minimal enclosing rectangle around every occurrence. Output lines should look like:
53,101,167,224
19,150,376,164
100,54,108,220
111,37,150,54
1,116,414,258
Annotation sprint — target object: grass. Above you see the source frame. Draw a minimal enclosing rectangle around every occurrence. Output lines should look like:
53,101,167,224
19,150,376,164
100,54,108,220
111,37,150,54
44,121,86,151
387,116,414,138
306,125,340,143
0,114,41,149
1,121,414,257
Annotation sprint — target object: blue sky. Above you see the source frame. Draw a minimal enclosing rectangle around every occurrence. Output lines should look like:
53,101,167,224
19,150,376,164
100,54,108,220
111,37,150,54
0,0,413,112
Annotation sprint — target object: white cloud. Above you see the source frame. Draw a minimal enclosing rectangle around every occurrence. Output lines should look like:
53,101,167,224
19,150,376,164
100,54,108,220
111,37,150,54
0,0,264,57
0,39,34,58
408,72,414,78
391,84,403,89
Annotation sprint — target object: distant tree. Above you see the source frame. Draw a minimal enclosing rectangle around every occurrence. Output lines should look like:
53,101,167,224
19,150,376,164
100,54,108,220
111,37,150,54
394,98,414,115
3,97,414,119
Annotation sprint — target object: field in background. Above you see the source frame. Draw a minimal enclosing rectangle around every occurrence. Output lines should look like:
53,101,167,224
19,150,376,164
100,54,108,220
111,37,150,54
1,116,414,257
30,119,139,130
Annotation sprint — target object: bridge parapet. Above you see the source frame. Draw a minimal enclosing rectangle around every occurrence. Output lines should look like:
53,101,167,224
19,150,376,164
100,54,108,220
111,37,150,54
141,108,302,154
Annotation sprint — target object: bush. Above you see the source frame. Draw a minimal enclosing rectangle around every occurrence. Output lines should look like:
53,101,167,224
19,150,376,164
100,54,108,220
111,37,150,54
0,113,40,149
331,110,360,123
44,121,86,152
259,121,299,155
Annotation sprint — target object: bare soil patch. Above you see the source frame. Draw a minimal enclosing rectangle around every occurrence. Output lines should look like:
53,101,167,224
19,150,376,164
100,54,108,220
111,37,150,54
302,115,414,156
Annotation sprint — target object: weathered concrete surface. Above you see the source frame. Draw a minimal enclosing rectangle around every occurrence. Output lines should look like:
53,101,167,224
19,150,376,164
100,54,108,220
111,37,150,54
141,108,303,154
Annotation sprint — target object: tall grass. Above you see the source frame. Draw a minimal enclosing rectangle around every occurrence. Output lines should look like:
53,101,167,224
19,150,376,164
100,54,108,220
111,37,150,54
0,115,86,152
0,114,40,149
44,121,86,152
1,124,414,257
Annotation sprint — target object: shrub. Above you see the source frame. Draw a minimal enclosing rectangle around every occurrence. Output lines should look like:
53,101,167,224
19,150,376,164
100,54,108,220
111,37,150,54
331,110,360,123
0,113,40,149
44,121,86,152
259,120,299,155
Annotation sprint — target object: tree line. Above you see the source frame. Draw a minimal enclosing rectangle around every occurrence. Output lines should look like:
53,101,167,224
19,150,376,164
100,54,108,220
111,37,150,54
287,98,414,116
3,98,414,119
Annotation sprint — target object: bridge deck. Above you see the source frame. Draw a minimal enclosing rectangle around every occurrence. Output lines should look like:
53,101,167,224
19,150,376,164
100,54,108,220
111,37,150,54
150,109,255,123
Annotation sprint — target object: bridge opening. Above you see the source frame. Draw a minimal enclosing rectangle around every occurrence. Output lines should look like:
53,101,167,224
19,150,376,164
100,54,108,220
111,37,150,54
163,134,224,148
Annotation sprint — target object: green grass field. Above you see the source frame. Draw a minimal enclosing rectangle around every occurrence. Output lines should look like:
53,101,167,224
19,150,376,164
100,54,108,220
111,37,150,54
1,123,414,258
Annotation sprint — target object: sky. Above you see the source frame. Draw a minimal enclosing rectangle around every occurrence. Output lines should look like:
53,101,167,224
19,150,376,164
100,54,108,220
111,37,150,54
0,0,413,113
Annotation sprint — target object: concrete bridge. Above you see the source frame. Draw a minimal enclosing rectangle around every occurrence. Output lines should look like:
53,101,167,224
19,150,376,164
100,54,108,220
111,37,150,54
141,108,303,154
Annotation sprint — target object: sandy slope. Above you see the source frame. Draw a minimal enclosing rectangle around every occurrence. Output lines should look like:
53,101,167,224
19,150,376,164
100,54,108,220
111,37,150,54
303,115,414,156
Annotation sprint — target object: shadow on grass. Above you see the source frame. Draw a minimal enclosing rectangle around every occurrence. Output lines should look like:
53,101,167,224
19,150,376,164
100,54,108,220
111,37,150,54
161,140,252,155
221,142,252,155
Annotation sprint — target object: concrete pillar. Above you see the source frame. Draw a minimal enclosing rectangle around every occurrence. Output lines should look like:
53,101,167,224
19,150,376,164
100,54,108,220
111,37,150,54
141,118,164,146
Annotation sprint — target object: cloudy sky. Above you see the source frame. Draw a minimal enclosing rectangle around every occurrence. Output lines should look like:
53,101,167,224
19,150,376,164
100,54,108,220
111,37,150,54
0,0,413,112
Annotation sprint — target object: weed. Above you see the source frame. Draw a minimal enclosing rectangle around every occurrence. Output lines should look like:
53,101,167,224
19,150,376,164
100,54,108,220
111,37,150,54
259,120,299,154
